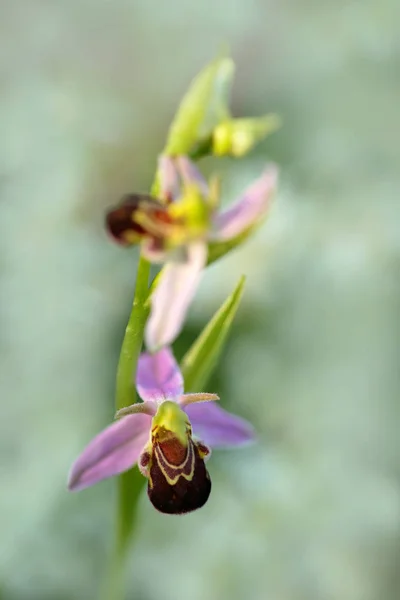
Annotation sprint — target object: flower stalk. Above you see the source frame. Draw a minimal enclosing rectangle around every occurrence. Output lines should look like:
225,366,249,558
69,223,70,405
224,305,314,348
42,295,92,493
115,256,151,411
107,167,169,596
102,256,149,600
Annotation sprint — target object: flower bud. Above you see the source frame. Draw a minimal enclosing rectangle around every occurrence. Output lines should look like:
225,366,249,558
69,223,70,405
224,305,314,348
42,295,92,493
212,114,281,157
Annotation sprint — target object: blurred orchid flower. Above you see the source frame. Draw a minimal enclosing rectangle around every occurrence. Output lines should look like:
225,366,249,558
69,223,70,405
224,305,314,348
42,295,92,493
106,156,278,351
68,347,254,514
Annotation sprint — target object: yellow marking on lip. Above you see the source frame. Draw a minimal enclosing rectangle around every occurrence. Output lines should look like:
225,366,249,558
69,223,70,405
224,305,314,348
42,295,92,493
154,439,195,486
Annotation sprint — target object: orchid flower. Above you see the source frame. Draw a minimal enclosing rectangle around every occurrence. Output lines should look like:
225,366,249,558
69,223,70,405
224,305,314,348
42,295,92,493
106,156,278,352
68,347,255,515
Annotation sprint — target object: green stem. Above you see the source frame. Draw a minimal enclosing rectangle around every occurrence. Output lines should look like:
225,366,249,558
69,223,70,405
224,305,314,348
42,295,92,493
102,255,150,600
102,469,146,600
115,256,151,411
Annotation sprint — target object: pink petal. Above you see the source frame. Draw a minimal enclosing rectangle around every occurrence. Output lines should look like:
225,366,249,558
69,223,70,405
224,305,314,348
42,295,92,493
158,155,180,202
185,402,256,448
212,164,278,241
137,348,184,401
145,242,207,351
68,414,151,491
175,156,209,196
179,393,220,406
115,400,157,419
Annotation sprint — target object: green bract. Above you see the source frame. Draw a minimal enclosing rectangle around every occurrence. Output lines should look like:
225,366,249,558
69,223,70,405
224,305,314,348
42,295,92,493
181,276,246,392
165,56,234,156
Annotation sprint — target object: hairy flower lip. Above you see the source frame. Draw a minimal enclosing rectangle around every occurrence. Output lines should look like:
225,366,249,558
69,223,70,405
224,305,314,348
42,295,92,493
105,193,176,247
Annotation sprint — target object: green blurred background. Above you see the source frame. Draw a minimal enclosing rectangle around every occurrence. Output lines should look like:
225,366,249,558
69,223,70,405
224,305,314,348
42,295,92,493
1,1,399,599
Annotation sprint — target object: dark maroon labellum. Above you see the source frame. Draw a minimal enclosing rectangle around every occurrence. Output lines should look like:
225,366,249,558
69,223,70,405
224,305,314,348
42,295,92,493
105,193,169,245
147,437,211,515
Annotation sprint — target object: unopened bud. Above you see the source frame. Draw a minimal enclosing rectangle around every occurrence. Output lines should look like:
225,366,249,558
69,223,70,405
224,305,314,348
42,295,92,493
213,114,281,157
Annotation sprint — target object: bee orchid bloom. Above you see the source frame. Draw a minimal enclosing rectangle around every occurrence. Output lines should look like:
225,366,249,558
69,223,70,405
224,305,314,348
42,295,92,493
68,347,255,514
106,157,278,351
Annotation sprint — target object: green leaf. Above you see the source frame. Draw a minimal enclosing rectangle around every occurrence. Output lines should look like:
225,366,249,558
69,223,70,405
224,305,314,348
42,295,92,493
164,56,235,156
181,275,245,392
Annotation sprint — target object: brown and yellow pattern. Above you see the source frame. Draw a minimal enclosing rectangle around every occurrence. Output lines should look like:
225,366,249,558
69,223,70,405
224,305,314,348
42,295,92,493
105,193,175,246
147,434,211,515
